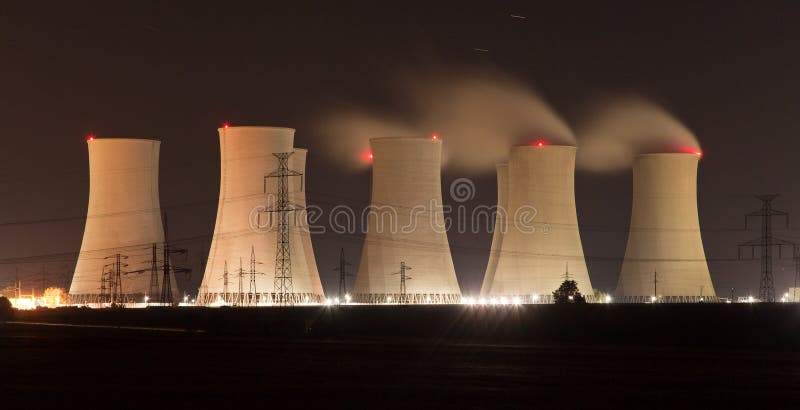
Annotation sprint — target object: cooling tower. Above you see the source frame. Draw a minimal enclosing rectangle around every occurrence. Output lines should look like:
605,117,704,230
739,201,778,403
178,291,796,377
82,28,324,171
482,145,593,302
353,137,461,303
70,138,177,304
289,148,325,298
616,153,716,302
197,126,324,305
479,164,508,296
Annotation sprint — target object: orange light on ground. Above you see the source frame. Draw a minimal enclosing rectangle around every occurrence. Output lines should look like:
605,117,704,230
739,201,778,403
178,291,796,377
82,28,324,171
9,297,36,310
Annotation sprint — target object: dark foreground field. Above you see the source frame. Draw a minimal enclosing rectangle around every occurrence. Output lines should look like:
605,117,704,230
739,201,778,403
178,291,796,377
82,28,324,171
3,304,800,408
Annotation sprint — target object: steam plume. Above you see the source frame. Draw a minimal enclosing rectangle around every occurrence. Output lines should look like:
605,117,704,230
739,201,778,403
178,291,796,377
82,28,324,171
312,111,417,171
312,68,574,172
576,96,701,172
401,70,575,170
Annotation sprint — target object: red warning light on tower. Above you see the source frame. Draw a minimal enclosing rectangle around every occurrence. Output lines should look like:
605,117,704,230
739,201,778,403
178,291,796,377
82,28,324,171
681,146,703,157
222,122,230,129
431,133,439,141
361,151,374,163
86,134,96,142
534,140,546,148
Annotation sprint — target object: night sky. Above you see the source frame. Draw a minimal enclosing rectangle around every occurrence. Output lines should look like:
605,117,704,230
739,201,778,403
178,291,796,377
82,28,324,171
2,1,800,298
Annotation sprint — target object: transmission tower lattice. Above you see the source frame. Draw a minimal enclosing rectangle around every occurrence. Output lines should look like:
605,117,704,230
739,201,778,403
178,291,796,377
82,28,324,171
103,253,128,305
653,268,658,302
739,194,794,302
223,260,229,296
334,248,352,301
262,152,303,306
248,245,266,305
238,258,244,305
391,261,412,303
794,246,800,301
250,246,258,296
158,212,191,305
149,243,159,300
14,267,20,300
161,213,173,304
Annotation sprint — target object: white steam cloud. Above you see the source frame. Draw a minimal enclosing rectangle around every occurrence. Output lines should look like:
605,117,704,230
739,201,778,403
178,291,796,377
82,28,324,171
401,71,575,170
313,69,574,172
313,111,417,171
576,96,701,172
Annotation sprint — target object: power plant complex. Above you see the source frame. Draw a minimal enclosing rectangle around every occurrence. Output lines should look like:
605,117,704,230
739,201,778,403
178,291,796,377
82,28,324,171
58,126,724,307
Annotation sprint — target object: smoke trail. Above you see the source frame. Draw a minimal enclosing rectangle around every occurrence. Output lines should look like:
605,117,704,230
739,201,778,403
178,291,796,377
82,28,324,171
311,111,418,171
312,68,574,172
400,70,575,171
575,96,701,172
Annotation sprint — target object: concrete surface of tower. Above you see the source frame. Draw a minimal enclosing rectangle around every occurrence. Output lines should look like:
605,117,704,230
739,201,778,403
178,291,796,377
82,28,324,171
480,163,508,297
70,138,177,304
353,137,461,303
482,144,593,302
290,148,325,299
616,153,715,302
197,126,324,305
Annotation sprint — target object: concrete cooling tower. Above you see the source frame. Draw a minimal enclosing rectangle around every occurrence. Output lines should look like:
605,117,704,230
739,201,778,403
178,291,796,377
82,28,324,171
70,138,177,304
197,126,324,305
482,144,593,303
479,164,508,297
289,148,325,299
353,137,461,303
616,153,716,302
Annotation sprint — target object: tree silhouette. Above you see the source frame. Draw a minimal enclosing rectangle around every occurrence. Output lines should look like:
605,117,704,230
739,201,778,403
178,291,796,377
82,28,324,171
553,280,586,304
0,296,13,321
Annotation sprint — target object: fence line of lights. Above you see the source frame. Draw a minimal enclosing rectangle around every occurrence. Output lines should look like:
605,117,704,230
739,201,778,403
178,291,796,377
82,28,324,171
7,288,797,309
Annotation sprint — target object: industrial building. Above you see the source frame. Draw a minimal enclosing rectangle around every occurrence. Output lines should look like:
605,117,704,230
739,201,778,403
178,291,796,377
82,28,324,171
197,126,324,305
481,144,593,302
352,137,462,303
616,153,717,302
70,138,177,304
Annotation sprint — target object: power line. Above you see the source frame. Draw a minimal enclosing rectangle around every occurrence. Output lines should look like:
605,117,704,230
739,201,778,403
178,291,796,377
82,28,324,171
739,194,794,302
263,151,303,306
390,261,412,303
333,248,352,301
